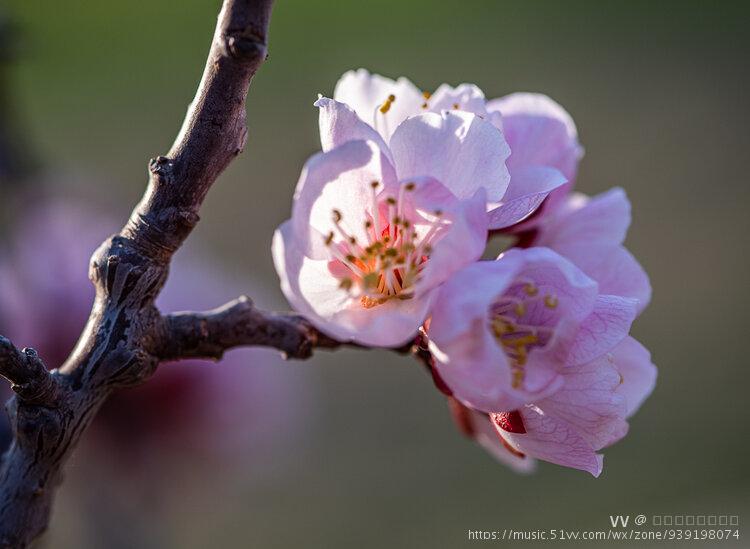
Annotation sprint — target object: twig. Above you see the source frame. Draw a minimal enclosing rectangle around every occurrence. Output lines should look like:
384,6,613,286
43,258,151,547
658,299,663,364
0,339,64,407
157,296,344,361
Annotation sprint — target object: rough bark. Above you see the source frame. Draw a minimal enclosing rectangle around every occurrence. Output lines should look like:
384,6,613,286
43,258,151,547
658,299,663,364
0,1,308,546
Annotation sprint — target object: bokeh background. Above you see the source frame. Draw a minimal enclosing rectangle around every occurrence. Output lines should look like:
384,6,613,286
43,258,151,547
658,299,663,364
1,0,749,547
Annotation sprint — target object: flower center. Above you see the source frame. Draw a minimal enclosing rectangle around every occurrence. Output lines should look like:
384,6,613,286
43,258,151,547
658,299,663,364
324,181,446,309
489,280,559,388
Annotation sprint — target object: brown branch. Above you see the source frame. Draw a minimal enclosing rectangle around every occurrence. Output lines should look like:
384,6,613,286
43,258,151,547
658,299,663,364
156,296,345,362
0,1,275,546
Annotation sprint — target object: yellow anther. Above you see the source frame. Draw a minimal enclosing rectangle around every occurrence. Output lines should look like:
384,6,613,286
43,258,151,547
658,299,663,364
503,334,538,348
379,94,396,114
421,102,428,109
422,90,432,99
339,278,353,291
362,273,379,289
514,303,526,317
452,103,459,109
524,283,538,296
544,295,558,309
360,295,386,309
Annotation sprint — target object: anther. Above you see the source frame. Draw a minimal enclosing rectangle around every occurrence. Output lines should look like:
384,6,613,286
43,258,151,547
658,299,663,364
379,94,396,114
332,209,342,222
543,295,558,309
524,283,538,296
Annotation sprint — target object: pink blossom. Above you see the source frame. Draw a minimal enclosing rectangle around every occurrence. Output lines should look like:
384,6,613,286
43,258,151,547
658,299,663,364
482,335,656,476
317,69,579,229
531,188,651,312
273,136,493,347
427,247,654,475
428,247,637,412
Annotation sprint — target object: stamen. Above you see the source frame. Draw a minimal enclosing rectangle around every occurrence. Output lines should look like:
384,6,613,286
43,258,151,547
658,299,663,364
328,180,443,308
379,94,396,114
489,278,561,389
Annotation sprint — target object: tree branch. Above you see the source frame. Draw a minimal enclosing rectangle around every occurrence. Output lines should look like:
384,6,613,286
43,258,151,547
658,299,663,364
0,1,275,546
157,296,344,362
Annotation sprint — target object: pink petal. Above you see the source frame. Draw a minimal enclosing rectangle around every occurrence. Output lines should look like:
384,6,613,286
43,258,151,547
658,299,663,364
573,246,652,314
487,165,567,229
389,110,510,202
291,140,397,259
535,357,628,450
493,406,604,477
412,182,488,291
333,68,424,141
315,96,391,161
536,189,650,311
486,92,583,182
428,83,487,116
540,188,631,250
566,295,637,366
273,220,355,341
610,336,657,417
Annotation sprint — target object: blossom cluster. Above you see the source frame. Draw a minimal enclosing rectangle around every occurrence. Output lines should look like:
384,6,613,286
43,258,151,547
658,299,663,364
273,69,656,476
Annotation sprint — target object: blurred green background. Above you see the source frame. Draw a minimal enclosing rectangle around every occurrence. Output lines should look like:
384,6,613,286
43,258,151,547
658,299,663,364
3,0,749,547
